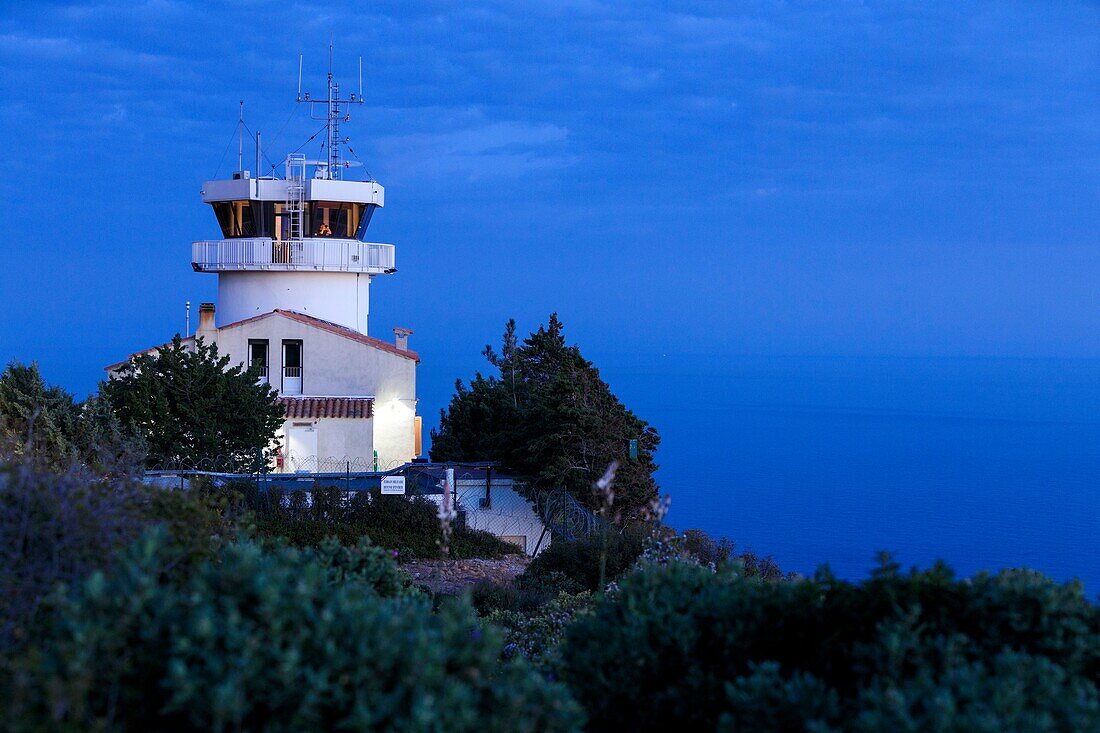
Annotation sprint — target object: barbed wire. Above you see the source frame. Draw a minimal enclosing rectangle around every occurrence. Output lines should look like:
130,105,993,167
533,487,600,541
142,459,601,553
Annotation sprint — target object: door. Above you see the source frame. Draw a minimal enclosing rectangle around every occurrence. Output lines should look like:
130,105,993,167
285,425,318,473
282,340,303,395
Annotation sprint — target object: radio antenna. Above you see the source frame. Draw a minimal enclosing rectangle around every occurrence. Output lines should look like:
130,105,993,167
297,55,303,99
237,101,244,173
297,42,365,181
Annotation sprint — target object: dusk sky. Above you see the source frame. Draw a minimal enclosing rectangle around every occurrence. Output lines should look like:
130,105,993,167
1,0,1097,421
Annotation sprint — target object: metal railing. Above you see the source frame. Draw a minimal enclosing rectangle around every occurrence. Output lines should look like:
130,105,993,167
192,238,395,274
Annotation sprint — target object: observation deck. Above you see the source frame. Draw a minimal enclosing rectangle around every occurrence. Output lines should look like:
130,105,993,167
192,237,395,274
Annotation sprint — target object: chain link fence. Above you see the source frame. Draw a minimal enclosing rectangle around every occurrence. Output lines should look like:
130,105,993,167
144,460,600,556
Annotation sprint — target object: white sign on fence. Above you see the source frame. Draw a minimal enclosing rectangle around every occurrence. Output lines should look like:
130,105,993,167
380,475,406,495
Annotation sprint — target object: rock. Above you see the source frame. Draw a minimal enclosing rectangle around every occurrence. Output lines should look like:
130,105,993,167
399,556,531,595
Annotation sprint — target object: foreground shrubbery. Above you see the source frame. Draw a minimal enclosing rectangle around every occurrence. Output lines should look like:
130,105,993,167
0,461,241,652
521,524,783,592
4,447,1099,732
7,531,582,733
559,557,1100,732
250,485,521,559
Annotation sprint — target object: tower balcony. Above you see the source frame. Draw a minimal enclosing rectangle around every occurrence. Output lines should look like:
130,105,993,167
191,238,395,274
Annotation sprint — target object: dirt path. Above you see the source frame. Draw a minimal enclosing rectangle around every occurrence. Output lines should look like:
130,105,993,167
399,556,530,595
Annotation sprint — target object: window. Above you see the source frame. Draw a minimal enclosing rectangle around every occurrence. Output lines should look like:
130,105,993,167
310,201,349,238
248,340,269,384
282,340,303,395
210,200,259,238
309,201,376,239
354,204,377,240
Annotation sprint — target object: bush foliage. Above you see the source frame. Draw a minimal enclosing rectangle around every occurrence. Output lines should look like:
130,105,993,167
522,525,784,592
101,336,284,471
0,362,143,471
250,485,522,559
522,523,653,592
8,531,583,733
558,557,1100,732
0,459,240,653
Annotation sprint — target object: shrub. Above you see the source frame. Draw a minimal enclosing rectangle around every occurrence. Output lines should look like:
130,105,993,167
486,591,594,669
0,459,238,653
251,486,520,559
8,531,583,732
521,524,652,592
521,525,782,592
472,572,585,617
559,558,1100,732
0,460,146,652
679,528,784,578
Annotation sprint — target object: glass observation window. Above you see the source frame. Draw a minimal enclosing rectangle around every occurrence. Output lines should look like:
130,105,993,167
310,201,351,238
209,200,378,240
210,200,259,238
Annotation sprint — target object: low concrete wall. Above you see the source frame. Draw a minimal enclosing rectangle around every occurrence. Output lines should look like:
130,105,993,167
455,478,551,556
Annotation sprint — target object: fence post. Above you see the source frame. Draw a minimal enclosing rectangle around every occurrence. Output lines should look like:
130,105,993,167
483,465,492,509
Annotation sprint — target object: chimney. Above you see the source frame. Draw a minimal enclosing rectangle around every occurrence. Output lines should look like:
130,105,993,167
393,327,413,352
197,302,217,342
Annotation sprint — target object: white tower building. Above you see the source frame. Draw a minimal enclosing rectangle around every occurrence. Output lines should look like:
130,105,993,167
110,51,421,470
191,53,392,334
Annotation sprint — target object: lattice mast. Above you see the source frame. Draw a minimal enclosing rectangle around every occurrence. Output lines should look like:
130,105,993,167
297,41,364,181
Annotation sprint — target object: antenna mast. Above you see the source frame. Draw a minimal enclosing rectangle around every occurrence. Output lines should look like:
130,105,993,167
237,101,244,173
296,42,364,180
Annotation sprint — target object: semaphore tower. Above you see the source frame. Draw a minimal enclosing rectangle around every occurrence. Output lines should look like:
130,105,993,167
191,46,392,335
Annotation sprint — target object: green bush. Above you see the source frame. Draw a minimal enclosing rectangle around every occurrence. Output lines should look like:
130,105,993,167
0,460,240,653
486,591,594,669
522,526,784,593
679,528,784,578
521,524,652,592
559,558,1100,732
9,530,582,732
251,487,521,559
471,572,585,617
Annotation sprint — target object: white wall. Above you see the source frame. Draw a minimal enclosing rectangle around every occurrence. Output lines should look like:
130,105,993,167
279,418,375,471
218,271,370,334
455,478,551,556
206,311,418,467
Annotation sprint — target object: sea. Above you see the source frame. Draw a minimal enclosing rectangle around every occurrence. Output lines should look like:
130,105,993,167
603,354,1100,595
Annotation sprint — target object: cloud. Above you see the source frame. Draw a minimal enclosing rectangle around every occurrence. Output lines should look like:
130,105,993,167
374,115,575,181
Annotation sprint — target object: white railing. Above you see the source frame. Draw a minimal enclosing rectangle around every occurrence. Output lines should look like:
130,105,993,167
282,366,303,395
192,238,395,274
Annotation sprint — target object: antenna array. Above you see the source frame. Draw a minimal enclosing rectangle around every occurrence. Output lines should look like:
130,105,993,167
296,42,365,181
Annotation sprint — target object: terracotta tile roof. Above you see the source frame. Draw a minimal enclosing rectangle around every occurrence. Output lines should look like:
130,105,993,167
272,310,420,362
104,309,419,372
104,336,196,372
279,396,374,419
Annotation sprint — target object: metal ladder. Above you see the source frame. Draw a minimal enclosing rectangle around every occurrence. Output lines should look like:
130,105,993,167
284,154,306,241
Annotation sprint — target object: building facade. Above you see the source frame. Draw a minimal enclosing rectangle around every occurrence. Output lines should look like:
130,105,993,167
108,59,420,471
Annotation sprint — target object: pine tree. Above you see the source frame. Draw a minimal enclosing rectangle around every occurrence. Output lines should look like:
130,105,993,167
0,362,144,471
431,315,660,515
101,336,284,471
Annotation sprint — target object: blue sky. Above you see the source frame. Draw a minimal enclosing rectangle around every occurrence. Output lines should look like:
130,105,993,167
0,0,1097,405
